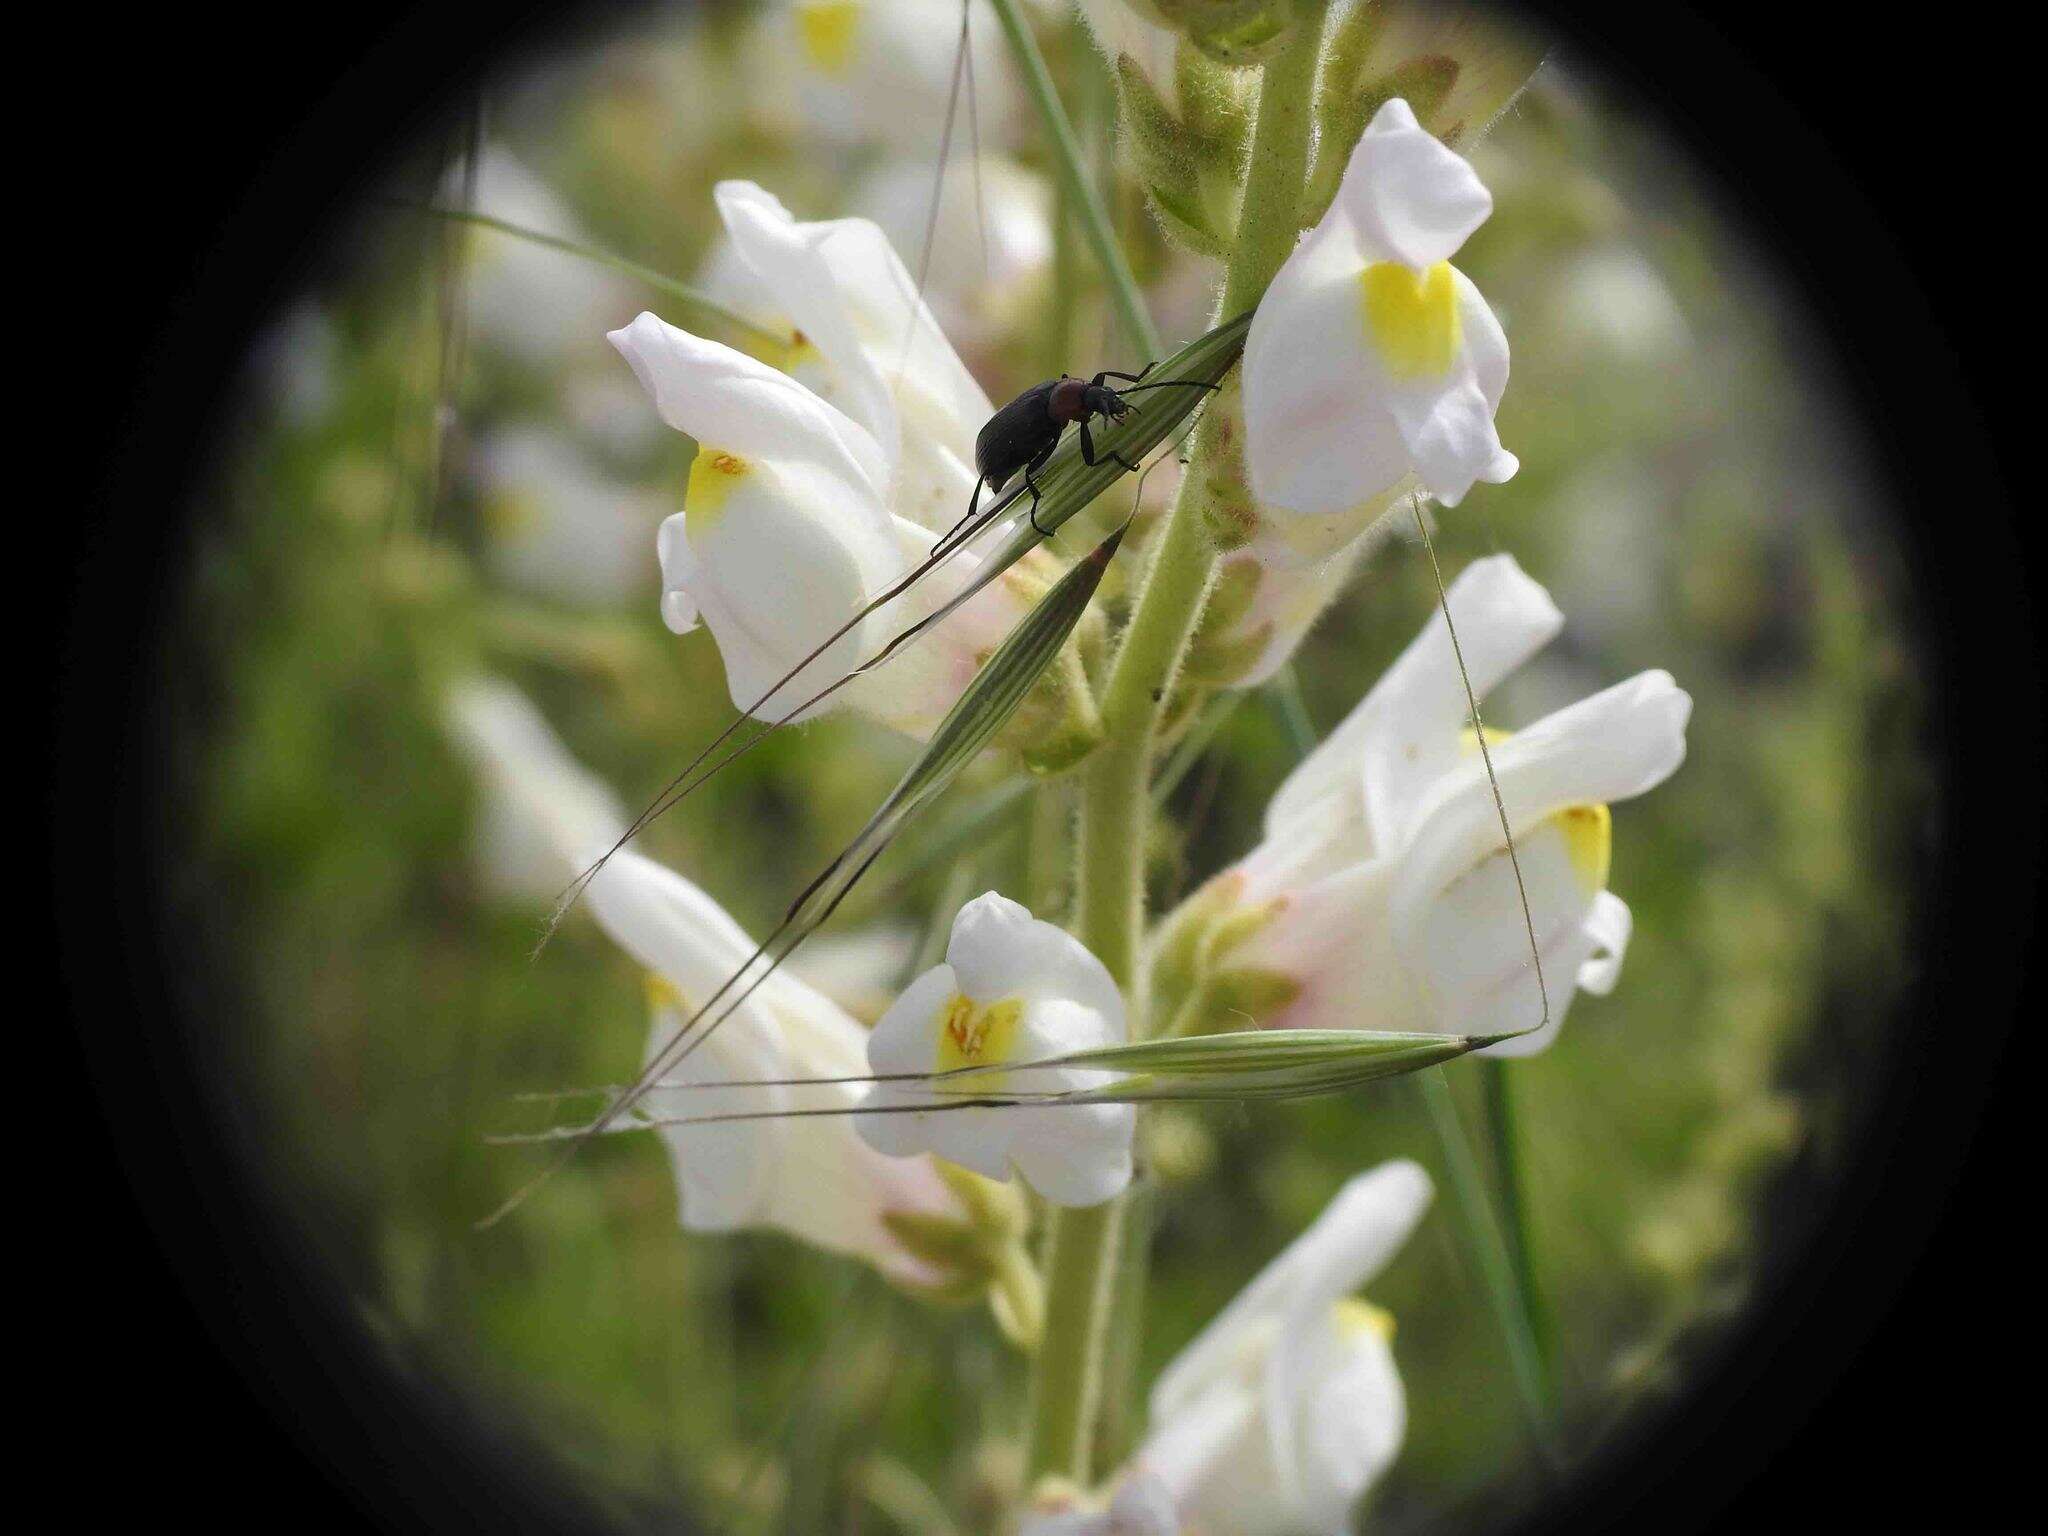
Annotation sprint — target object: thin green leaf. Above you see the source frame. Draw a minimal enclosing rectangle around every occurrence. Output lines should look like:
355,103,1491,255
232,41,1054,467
392,200,788,355
495,1029,1504,1136
1418,1067,1562,1467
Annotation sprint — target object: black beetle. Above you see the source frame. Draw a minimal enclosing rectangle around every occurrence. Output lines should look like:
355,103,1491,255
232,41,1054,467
937,366,1217,555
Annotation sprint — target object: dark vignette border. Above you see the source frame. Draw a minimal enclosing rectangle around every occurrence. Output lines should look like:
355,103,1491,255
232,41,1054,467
49,1,2033,1531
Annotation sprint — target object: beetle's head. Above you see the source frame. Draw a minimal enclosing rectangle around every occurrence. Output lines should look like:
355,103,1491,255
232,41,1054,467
1083,383,1131,421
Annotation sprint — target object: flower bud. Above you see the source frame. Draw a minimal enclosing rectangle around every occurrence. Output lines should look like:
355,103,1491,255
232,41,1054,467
1080,0,1255,258
1152,0,1298,67
1305,2,1544,228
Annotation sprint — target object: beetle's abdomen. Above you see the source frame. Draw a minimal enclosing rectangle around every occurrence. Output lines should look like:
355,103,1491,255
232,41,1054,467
976,381,1061,485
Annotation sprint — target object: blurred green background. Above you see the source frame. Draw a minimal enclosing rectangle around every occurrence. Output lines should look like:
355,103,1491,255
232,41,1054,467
175,2,1925,1530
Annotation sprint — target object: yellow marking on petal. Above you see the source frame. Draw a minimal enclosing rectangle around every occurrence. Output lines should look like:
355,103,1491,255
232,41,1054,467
746,327,820,376
797,0,860,75
685,447,749,537
1458,727,1612,891
934,993,1024,1074
644,972,686,1014
1333,1298,1396,1342
1554,802,1611,893
1359,260,1462,380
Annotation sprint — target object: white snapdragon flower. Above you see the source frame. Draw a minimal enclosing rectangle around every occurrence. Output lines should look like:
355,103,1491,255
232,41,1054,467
585,848,975,1285
1244,99,1517,563
1140,1161,1429,1534
609,312,910,719
443,677,627,902
1169,556,1689,1055
442,676,996,1285
1022,1162,1432,1536
709,180,993,535
611,184,1027,732
744,0,1019,152
856,893,1136,1207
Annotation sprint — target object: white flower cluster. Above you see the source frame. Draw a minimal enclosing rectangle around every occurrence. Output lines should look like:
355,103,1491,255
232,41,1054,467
1172,554,1689,1055
610,183,1031,733
450,53,1695,1534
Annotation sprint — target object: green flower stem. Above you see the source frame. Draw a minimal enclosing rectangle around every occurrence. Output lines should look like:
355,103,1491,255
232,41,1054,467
1022,1195,1125,1481
1096,1174,1157,1467
1027,779,1072,921
1022,2,1330,1488
1074,0,1327,994
990,0,1161,358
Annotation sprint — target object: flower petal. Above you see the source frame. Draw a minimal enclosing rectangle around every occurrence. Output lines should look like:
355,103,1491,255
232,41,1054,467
1336,98,1494,270
714,180,993,531
1235,860,1425,1035
1389,670,1691,938
1456,267,1511,414
443,676,628,896
584,848,762,996
1252,1163,1431,1496
1266,553,1562,851
608,310,890,494
1380,346,1519,507
1414,814,1604,1051
946,892,1126,1032
660,467,900,719
1575,890,1632,996
1285,1318,1404,1529
1153,1161,1432,1422
1013,1103,1137,1206
1244,250,1413,529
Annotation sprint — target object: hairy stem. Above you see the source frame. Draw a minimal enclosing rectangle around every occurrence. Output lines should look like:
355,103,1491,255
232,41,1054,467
1075,0,1327,997
1023,2,1330,1488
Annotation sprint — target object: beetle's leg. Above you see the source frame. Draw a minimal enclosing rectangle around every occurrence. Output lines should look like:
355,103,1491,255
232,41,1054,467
934,475,987,560
1023,443,1060,538
1090,364,1152,388
1079,418,1141,476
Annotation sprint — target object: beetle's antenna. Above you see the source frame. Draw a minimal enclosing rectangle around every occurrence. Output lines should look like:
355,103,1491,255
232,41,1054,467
1113,380,1223,396
1408,492,1551,1038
